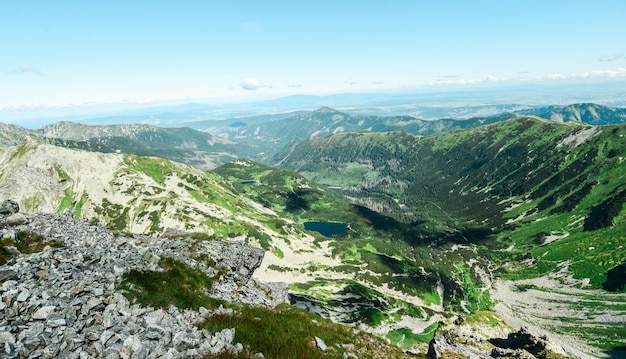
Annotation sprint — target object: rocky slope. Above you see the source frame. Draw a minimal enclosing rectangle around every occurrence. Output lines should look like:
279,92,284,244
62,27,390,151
519,103,626,125
0,203,286,358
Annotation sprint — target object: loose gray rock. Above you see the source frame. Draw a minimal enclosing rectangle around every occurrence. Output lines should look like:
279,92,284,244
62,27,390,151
0,269,17,282
0,210,283,358
32,306,56,320
5,213,27,226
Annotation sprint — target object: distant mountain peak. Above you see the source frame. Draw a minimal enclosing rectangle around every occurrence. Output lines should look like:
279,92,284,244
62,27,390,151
314,106,341,113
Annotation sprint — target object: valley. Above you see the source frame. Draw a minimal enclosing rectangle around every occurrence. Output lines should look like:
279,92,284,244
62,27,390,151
1,103,625,358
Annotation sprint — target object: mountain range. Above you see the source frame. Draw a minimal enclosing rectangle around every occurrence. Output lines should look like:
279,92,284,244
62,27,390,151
4,103,624,170
1,102,626,358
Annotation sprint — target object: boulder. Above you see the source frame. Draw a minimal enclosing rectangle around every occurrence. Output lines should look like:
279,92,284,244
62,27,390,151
0,199,19,215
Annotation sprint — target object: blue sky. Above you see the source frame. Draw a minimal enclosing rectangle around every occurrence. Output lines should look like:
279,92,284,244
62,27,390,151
1,0,626,110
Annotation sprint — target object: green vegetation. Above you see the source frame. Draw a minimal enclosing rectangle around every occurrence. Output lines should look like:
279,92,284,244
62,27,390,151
119,257,224,310
57,187,76,212
94,198,129,230
8,113,625,355
387,322,439,349
464,311,508,327
0,231,63,265
123,155,172,184
452,263,492,312
201,303,409,359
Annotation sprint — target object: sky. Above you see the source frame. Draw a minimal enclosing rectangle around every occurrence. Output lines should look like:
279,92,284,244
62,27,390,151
1,0,626,113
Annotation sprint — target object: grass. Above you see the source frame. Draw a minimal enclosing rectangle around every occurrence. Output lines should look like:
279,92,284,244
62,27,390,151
119,257,225,310
421,290,442,306
57,187,76,212
200,303,409,359
123,155,172,185
387,322,439,349
0,231,63,264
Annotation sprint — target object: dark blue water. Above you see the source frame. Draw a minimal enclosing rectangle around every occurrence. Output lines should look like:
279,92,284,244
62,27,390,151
240,180,257,185
303,222,347,237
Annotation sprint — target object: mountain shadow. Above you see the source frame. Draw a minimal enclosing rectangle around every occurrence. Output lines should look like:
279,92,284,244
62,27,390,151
603,261,626,292
584,187,626,231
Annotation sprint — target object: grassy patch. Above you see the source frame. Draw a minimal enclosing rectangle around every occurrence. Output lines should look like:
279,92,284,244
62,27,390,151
452,262,493,312
124,155,172,184
464,311,506,327
0,231,63,265
387,322,439,349
119,257,224,310
421,290,441,306
57,187,76,212
201,303,409,359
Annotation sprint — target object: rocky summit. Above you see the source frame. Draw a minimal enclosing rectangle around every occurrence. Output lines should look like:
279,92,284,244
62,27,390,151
0,203,287,358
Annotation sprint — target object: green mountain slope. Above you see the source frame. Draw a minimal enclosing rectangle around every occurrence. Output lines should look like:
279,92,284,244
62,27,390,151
274,117,626,354
210,103,626,163
275,116,626,286
213,159,499,346
216,107,518,161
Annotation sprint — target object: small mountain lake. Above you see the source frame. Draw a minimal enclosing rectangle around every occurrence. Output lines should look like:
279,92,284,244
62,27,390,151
303,222,347,237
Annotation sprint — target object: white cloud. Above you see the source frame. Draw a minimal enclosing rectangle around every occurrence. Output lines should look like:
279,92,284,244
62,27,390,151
544,68,626,80
288,83,302,88
598,53,624,62
240,78,272,91
426,68,626,87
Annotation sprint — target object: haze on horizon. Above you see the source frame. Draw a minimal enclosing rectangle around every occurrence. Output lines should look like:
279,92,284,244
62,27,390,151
1,0,626,120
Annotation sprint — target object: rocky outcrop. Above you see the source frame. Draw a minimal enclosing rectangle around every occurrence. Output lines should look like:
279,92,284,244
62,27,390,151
427,325,574,359
0,207,287,358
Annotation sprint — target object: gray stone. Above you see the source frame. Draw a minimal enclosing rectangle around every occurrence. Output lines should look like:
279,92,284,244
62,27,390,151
0,270,17,283
32,306,56,320
0,331,16,344
0,200,19,215
0,229,16,241
85,330,100,342
5,213,27,226
198,306,211,318
142,330,162,341
220,328,235,344
121,335,142,357
83,297,104,313
315,336,328,351
16,290,30,302
45,314,66,327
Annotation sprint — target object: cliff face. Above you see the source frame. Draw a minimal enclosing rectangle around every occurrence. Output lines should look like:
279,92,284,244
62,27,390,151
0,204,287,358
